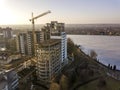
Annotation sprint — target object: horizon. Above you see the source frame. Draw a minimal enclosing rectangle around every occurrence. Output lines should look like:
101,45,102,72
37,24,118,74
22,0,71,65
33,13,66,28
1,23,120,30
1,23,120,26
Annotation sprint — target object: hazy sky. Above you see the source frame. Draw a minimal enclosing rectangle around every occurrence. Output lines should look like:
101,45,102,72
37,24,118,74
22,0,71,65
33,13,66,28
0,0,120,24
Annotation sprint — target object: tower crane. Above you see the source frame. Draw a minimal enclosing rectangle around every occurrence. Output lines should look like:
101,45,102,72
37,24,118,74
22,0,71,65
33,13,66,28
29,10,51,55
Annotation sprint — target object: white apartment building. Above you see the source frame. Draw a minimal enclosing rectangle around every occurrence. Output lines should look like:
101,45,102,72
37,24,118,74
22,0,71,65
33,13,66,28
48,21,68,66
18,33,27,56
51,32,68,66
18,31,44,56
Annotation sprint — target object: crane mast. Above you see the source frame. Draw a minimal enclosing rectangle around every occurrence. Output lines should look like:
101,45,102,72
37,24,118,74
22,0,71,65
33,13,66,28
29,10,51,56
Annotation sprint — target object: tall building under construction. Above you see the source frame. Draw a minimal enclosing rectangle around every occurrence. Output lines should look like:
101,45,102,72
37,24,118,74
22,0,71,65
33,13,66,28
36,39,61,82
36,21,68,82
17,21,68,82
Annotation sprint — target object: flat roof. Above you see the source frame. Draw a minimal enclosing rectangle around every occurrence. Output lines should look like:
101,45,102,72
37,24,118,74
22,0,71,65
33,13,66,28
0,51,19,55
2,56,32,70
0,51,20,60
37,39,61,47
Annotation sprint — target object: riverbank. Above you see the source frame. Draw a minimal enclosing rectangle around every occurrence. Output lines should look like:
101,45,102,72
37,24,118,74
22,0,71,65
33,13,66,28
70,42,120,90
80,45,120,71
49,38,120,90
79,46,120,81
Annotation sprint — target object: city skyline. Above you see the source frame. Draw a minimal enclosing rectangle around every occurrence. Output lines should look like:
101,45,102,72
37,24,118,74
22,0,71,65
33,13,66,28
0,0,120,25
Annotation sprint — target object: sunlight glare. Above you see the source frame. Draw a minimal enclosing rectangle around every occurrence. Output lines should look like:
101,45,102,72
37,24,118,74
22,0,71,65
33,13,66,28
0,0,17,24
0,0,5,7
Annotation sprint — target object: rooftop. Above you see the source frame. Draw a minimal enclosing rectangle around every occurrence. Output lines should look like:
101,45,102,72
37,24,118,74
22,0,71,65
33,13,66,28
0,51,19,56
0,70,18,89
0,51,20,60
37,39,61,47
2,56,32,70
0,74,7,89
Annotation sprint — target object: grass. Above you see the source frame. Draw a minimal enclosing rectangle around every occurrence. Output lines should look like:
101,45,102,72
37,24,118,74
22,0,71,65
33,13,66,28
77,76,120,90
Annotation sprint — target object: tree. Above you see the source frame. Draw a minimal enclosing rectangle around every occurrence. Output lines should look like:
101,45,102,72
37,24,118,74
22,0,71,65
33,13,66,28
67,38,75,55
89,50,97,59
49,83,60,90
108,64,110,69
113,65,116,70
60,75,69,90
110,66,113,70
97,77,107,89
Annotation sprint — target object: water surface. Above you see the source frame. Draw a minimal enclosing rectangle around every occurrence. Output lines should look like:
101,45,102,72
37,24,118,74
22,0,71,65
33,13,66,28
67,35,120,70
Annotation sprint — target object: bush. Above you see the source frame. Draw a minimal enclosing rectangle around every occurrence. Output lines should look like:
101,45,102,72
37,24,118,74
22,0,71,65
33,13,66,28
97,77,107,88
67,38,75,55
60,75,69,90
49,83,60,90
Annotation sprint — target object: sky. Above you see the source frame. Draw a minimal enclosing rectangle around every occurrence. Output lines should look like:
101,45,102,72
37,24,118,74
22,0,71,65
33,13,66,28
0,0,120,24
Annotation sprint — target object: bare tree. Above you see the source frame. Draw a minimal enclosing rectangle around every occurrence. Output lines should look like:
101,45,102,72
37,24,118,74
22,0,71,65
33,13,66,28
60,75,69,90
49,83,60,90
89,50,97,59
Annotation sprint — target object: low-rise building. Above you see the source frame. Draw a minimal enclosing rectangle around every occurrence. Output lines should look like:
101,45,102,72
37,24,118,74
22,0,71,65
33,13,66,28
0,52,21,65
2,56,34,73
0,27,13,39
0,70,19,90
0,73,8,90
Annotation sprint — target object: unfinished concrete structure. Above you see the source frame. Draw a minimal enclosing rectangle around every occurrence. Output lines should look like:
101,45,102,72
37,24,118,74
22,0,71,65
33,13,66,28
36,39,61,82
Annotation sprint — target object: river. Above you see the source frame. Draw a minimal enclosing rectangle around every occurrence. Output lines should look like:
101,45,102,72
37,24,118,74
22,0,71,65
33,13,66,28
67,35,120,70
